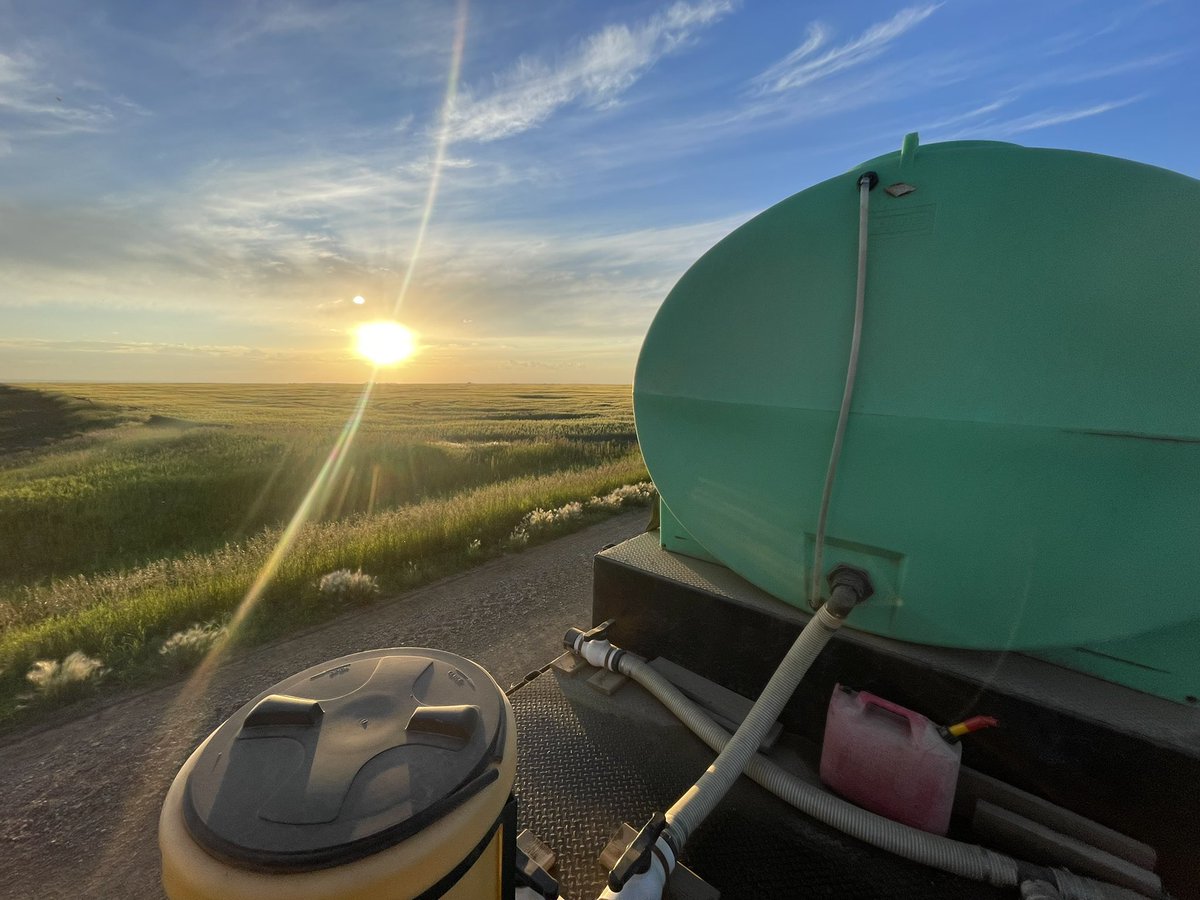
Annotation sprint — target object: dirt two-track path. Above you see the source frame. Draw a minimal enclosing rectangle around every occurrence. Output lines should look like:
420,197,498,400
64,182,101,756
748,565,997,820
0,510,647,899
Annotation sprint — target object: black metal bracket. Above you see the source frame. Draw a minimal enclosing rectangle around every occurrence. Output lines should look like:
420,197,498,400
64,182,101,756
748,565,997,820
514,845,559,899
608,811,668,891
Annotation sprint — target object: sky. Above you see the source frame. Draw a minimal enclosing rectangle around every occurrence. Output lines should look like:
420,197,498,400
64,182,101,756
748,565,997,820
0,0,1196,383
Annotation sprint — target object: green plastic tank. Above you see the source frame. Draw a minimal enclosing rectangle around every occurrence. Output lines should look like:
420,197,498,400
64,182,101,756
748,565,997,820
634,135,1200,702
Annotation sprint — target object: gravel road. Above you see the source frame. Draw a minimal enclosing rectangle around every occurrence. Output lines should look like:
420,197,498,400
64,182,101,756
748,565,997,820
0,510,647,899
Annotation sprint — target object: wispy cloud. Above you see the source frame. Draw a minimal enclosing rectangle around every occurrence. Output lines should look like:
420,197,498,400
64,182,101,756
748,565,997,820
0,338,356,384
0,156,745,347
445,0,735,142
937,96,1144,140
918,97,1015,132
1016,50,1187,90
0,337,316,359
401,213,747,341
584,3,950,163
229,2,351,43
753,4,940,94
609,1,1164,171
162,149,511,279
987,96,1144,137
1038,2,1170,58
0,49,138,144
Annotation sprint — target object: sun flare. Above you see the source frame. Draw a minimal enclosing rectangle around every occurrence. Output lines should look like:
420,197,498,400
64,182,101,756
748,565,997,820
355,321,417,366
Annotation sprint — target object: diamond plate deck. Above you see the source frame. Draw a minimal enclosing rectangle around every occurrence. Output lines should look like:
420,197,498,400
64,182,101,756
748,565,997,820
510,664,1007,899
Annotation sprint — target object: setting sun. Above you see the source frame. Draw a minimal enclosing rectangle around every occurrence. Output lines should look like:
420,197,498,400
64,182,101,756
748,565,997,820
355,321,417,366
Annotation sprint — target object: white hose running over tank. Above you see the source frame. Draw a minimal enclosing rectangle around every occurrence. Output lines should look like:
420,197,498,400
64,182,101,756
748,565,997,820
662,602,850,847
810,173,873,605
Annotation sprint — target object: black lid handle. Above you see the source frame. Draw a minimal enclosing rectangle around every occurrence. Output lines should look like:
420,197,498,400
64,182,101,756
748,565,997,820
243,694,324,729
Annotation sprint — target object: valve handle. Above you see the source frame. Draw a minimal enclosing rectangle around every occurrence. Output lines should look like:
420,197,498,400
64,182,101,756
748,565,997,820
564,619,616,651
608,811,667,891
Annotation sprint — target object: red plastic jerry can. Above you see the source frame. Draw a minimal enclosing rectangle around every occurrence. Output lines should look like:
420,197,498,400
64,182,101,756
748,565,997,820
819,684,961,835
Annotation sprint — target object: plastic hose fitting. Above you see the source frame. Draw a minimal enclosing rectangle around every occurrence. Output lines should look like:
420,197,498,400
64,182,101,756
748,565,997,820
563,619,613,652
563,627,585,651
565,620,624,671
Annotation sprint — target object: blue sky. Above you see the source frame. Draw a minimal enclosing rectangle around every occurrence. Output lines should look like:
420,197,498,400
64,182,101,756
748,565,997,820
1,0,1195,382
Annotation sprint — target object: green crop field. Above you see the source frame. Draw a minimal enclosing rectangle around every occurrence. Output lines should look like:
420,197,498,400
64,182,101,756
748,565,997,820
0,383,651,728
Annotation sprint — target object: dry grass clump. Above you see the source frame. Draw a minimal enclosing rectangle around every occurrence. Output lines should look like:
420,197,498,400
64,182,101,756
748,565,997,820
587,481,656,509
158,622,227,671
318,569,380,606
25,651,106,701
509,500,585,546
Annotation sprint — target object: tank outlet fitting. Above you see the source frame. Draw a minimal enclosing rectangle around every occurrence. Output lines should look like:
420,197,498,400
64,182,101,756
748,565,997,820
824,564,875,617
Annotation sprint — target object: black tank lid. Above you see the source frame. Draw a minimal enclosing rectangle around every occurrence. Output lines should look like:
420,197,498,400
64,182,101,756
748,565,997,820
183,648,506,871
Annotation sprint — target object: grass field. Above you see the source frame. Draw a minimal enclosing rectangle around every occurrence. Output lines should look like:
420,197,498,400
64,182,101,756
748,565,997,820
0,383,650,727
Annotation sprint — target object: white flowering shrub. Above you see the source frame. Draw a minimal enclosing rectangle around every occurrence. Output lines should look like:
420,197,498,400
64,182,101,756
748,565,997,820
26,651,107,700
159,622,227,671
318,568,380,606
587,482,657,510
508,501,585,547
504,486,657,550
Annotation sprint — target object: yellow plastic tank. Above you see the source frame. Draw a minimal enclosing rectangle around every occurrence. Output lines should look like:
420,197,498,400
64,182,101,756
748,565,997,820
159,648,516,899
